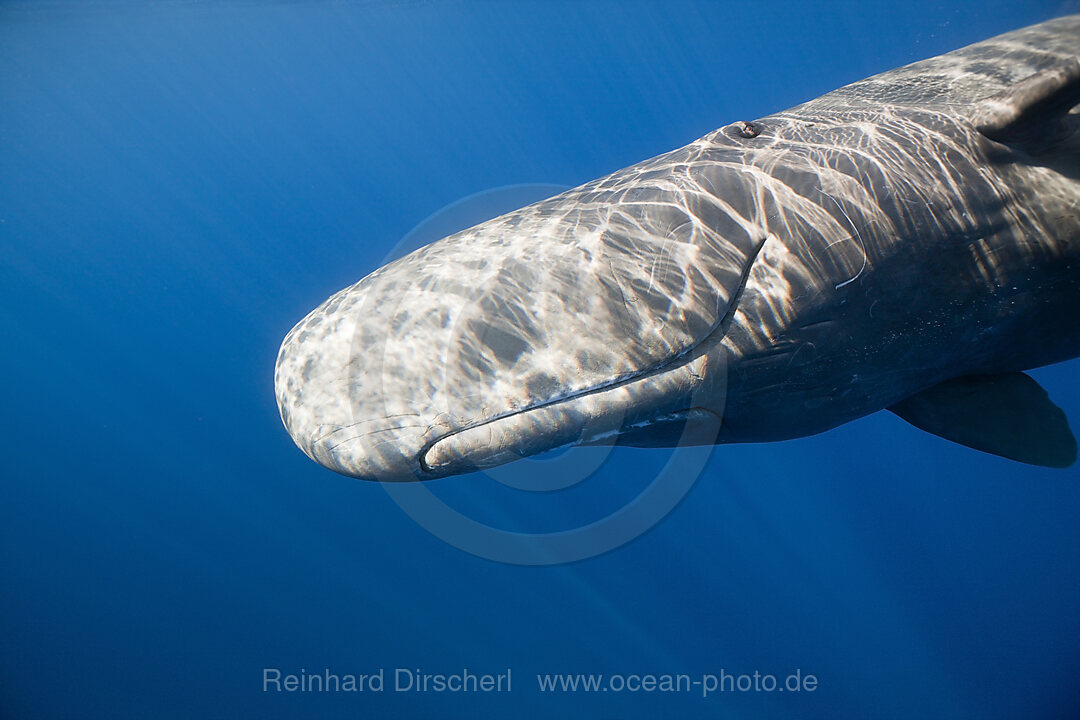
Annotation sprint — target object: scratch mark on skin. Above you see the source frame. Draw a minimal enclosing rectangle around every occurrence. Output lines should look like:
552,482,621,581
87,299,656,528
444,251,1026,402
826,194,869,289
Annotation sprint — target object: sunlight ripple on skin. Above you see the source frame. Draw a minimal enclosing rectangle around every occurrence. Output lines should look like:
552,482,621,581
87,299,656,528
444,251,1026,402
277,16,1080,479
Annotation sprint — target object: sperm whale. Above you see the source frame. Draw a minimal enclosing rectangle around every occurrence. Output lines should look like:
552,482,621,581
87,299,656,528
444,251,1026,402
276,15,1080,480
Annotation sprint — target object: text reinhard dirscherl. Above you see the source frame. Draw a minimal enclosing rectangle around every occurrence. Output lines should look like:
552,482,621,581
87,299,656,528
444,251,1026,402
263,668,512,694
262,668,819,698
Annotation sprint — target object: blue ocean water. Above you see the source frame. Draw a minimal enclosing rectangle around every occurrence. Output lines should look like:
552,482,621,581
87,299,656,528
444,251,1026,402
2,1,1079,718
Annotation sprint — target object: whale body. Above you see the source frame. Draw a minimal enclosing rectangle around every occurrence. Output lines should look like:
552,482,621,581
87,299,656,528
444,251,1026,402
276,16,1080,481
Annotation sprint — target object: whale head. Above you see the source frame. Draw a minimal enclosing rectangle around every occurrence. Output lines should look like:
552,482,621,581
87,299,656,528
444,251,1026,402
274,138,773,481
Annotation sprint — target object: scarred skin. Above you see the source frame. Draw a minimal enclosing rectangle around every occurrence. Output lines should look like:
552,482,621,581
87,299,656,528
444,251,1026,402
275,16,1080,481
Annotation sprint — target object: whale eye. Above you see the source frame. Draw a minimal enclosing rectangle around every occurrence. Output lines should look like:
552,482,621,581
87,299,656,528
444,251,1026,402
724,120,764,140
737,121,763,138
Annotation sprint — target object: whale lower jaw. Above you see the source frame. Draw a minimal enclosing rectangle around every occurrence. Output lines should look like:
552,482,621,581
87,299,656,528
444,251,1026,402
420,349,725,479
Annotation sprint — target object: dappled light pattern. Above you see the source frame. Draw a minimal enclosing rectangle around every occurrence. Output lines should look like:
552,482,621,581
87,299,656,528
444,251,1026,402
276,16,1080,481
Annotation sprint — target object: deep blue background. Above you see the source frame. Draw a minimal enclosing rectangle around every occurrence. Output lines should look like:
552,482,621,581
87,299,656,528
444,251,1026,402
2,1,1079,718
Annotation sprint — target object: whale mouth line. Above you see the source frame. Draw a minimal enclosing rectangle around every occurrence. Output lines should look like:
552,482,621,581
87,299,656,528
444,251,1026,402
416,353,727,476
414,233,769,477
417,358,685,474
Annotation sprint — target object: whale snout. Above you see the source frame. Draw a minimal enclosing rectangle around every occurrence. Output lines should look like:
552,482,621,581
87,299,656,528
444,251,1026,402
274,289,436,481
275,165,761,481
273,266,727,482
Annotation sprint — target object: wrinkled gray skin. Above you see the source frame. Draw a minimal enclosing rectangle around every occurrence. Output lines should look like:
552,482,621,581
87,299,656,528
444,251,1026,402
276,16,1080,481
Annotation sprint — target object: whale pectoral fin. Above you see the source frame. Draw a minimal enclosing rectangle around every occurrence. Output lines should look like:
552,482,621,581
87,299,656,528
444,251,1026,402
972,60,1080,152
888,373,1077,468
